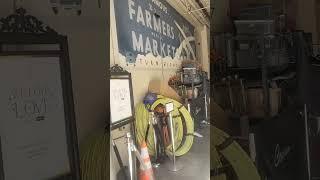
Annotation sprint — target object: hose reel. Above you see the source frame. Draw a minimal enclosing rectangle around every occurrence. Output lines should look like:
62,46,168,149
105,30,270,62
135,95,194,158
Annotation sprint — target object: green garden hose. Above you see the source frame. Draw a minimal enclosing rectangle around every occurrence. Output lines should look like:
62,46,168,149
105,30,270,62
211,126,261,180
80,129,109,180
212,140,226,180
135,95,194,157
135,103,162,156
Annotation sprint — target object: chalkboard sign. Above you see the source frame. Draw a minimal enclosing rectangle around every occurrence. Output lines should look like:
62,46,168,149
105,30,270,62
110,65,135,130
0,8,80,180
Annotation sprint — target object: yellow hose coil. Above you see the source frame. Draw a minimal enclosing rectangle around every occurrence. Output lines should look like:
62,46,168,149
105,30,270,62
211,126,261,180
80,129,109,180
135,95,194,157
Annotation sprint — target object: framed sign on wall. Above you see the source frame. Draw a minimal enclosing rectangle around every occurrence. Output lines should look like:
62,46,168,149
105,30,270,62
113,0,197,64
0,8,80,180
109,65,135,130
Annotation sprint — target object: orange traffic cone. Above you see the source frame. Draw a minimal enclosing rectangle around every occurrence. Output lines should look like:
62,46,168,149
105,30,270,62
139,141,155,180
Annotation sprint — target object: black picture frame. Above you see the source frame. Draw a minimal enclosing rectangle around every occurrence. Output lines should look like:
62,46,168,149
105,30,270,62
110,64,135,130
0,8,80,180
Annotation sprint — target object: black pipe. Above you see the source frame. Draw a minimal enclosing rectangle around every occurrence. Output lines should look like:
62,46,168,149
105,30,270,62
113,139,129,180
112,139,125,169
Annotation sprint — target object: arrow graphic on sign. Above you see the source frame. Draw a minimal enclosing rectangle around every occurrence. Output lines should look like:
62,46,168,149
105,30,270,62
174,20,196,60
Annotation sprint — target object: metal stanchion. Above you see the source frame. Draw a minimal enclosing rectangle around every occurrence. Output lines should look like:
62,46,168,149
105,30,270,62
151,112,157,161
165,102,183,172
249,133,256,163
126,132,148,180
126,133,134,180
303,105,311,180
201,93,210,126
204,93,208,120
150,112,160,168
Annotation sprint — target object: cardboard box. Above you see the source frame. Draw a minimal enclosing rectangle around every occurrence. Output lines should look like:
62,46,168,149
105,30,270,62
148,79,182,102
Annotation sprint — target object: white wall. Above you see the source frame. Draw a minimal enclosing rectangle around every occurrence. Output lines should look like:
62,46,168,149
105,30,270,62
0,0,108,142
110,0,210,179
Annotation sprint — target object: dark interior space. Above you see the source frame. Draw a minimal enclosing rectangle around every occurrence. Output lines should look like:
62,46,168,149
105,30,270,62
211,0,320,179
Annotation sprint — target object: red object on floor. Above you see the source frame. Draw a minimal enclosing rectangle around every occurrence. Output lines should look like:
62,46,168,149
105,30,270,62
139,141,155,180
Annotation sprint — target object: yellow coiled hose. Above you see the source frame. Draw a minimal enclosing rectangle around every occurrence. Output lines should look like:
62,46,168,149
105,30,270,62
211,126,261,180
135,95,194,157
80,129,109,180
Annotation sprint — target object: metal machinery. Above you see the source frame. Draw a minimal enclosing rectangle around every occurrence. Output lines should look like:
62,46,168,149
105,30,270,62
169,61,210,130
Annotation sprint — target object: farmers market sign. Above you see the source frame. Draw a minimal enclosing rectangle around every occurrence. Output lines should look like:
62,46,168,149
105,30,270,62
114,0,196,63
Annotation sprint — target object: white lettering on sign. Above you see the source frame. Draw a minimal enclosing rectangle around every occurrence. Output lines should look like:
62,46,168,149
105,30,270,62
171,46,176,55
162,20,166,36
145,36,152,54
151,0,168,13
132,31,144,53
123,0,195,61
161,42,166,57
167,44,171,57
152,39,159,56
167,23,171,38
145,9,152,29
131,31,176,58
128,0,174,40
171,26,175,39
273,144,292,167
153,15,162,34
128,0,135,19
137,5,145,26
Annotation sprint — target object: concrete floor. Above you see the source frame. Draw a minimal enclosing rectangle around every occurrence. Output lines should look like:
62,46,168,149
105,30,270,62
154,126,210,180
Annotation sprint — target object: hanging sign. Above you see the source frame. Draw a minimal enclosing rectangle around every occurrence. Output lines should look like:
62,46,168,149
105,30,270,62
114,0,196,63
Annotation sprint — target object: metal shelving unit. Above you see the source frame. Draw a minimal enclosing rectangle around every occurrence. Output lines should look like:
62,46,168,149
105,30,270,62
171,69,210,129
